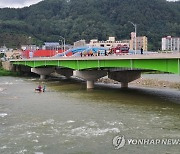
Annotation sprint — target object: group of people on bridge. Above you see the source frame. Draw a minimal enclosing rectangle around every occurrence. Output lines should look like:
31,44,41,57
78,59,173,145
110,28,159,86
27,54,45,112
80,49,112,57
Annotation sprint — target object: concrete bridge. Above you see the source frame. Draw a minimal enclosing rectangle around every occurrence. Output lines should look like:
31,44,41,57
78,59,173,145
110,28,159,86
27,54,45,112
10,53,180,89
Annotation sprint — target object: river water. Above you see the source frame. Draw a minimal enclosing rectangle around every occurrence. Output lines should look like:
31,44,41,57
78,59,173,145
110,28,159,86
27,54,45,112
0,75,180,154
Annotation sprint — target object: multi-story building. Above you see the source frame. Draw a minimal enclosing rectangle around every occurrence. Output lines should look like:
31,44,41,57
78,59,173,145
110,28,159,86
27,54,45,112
89,37,130,48
42,42,61,50
130,32,148,51
162,36,180,52
74,40,86,47
21,45,38,51
0,45,8,53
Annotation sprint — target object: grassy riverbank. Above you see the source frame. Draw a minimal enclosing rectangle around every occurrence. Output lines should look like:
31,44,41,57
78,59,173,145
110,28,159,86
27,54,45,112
0,68,20,76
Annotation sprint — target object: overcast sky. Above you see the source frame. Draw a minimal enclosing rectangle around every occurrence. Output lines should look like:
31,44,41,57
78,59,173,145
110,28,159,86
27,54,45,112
0,0,179,8
0,0,43,8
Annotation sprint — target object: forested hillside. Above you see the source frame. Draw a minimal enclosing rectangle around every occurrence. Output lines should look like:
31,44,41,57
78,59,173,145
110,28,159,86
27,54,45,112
0,0,179,50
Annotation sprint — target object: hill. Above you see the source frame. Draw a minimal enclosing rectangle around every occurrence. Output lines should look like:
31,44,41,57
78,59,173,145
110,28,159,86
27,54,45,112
0,0,179,50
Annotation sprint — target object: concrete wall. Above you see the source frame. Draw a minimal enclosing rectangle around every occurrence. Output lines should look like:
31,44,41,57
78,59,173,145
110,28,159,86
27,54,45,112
1,61,13,71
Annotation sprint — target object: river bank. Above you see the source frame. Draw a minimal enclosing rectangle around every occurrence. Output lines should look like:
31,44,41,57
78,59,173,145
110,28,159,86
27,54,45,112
0,60,21,76
0,61,19,76
0,68,20,76
131,78,180,89
97,74,180,90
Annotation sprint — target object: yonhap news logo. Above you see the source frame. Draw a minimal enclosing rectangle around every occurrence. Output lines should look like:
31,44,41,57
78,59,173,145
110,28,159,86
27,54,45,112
113,135,126,149
112,135,180,149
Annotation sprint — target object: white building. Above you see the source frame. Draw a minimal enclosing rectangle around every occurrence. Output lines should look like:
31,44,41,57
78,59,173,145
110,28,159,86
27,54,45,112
89,37,130,48
0,45,8,53
74,40,86,47
21,45,38,51
42,42,61,50
162,36,180,52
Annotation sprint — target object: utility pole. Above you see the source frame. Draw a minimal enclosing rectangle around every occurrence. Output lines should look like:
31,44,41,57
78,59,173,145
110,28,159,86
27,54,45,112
129,21,137,54
59,36,66,56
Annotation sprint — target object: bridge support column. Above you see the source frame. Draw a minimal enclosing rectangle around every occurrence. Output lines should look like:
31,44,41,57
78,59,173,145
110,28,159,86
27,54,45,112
87,80,94,89
31,67,55,80
108,71,141,88
56,68,73,78
121,82,128,88
73,70,107,89
40,75,46,80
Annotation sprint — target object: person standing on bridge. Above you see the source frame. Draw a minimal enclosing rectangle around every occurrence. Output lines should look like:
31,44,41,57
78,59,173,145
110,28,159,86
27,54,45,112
141,47,143,55
105,50,107,56
98,50,100,56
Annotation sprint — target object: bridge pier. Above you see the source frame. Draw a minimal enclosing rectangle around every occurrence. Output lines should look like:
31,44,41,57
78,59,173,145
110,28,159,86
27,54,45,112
121,82,128,88
108,70,141,88
55,68,73,78
73,70,107,89
31,67,55,80
40,75,46,80
87,80,94,89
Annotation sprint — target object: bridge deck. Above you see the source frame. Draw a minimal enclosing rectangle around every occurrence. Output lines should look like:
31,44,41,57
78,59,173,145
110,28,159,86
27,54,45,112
11,53,180,61
10,53,180,75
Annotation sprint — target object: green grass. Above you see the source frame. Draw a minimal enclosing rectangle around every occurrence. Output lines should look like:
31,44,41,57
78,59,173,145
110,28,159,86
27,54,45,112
0,68,20,76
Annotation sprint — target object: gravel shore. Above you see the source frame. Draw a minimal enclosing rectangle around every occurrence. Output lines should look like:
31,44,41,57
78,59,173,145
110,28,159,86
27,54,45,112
97,76,180,90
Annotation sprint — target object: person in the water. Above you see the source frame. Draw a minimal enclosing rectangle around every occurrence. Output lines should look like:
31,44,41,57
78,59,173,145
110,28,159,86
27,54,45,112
43,85,46,92
35,85,42,92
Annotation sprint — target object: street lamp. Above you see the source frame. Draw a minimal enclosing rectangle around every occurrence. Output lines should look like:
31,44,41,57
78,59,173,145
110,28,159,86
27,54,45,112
59,36,66,56
28,36,32,50
129,21,137,54
59,39,63,51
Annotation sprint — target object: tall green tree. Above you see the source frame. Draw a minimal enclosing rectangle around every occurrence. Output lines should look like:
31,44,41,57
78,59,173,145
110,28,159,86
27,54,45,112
0,0,179,50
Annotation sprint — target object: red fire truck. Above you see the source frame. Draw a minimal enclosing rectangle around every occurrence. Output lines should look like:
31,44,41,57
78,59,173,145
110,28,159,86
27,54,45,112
110,44,129,54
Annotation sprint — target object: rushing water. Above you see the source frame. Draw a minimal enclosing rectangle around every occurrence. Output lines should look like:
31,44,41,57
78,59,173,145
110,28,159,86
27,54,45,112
0,76,180,154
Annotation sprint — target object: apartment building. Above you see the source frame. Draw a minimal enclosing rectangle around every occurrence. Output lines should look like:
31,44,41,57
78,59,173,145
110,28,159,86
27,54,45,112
74,40,86,47
162,36,180,52
130,32,148,51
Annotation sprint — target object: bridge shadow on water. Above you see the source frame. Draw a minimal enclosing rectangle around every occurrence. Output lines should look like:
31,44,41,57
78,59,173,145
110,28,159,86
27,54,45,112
43,76,180,107
96,83,180,105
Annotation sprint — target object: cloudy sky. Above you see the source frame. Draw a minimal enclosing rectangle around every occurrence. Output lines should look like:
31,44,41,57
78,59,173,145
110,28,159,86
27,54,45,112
0,0,179,8
0,0,43,8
